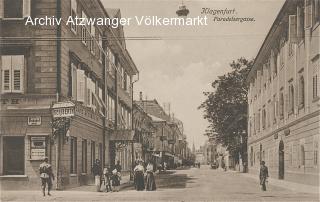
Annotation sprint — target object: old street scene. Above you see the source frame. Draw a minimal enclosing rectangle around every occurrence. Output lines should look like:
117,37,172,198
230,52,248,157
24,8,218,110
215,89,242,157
0,0,319,201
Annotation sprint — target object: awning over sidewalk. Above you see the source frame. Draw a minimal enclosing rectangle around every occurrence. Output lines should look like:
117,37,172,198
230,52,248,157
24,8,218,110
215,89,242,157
109,130,135,141
165,152,175,157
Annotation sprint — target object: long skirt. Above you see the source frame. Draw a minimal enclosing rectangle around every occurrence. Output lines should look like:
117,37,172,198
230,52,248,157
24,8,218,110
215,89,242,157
135,171,145,191
146,172,156,191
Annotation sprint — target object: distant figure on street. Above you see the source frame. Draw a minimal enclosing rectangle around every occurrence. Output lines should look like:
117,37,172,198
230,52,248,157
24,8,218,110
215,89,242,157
259,161,269,191
146,161,157,191
115,160,122,173
134,160,145,191
39,157,54,197
92,159,102,192
111,168,121,192
163,162,167,172
103,165,112,192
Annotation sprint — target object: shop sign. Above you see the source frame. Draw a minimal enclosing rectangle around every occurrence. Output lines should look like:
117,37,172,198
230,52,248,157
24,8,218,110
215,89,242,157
30,137,46,160
28,116,41,126
52,101,75,118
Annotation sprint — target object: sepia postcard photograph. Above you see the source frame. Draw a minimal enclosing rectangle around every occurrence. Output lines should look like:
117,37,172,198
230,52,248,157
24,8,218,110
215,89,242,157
0,0,319,201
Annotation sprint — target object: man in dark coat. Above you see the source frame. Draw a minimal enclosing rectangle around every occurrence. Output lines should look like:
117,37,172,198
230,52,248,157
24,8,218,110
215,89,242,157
92,159,102,190
259,161,269,191
39,157,54,196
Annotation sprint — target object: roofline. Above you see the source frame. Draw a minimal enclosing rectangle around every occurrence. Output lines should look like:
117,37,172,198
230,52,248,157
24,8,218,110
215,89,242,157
246,0,290,84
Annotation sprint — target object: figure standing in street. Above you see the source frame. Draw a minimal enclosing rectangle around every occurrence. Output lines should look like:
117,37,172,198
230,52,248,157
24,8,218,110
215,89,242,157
103,165,112,192
111,168,121,192
115,160,122,173
259,161,269,191
39,157,54,197
92,159,102,192
134,160,145,191
146,161,156,191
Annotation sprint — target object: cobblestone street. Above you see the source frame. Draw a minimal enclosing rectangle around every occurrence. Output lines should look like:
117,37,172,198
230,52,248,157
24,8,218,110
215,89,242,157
1,166,319,201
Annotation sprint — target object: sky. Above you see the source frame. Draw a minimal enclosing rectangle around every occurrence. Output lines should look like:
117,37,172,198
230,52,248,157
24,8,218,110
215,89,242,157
102,0,285,149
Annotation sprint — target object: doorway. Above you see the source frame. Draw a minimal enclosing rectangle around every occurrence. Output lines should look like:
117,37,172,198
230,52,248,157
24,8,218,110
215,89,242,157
3,136,25,175
279,140,284,179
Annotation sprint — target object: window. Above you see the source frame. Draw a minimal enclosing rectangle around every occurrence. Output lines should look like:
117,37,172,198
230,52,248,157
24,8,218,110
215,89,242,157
3,137,25,175
300,143,305,167
279,92,284,119
4,0,25,18
82,139,87,173
1,55,24,93
273,94,277,123
107,48,116,78
256,110,261,132
273,51,278,77
71,62,77,99
288,15,297,56
289,84,295,114
279,39,285,68
305,0,313,28
314,0,320,24
76,69,86,102
297,5,305,41
299,76,305,107
91,141,95,169
313,74,318,99
262,108,266,130
70,137,77,174
289,142,293,166
70,0,77,33
314,137,319,166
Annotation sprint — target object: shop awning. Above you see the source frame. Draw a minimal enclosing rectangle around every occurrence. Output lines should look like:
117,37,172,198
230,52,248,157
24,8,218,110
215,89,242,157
109,130,134,141
165,152,175,157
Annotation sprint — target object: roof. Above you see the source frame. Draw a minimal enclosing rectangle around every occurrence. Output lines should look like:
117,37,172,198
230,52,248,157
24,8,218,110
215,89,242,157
246,0,296,83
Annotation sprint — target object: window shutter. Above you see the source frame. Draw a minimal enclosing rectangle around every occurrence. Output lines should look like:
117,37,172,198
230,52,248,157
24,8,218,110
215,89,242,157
1,56,11,93
76,69,85,102
71,63,77,99
98,87,102,99
0,0,3,18
305,0,312,28
289,15,297,43
11,55,24,93
23,0,31,18
71,0,77,12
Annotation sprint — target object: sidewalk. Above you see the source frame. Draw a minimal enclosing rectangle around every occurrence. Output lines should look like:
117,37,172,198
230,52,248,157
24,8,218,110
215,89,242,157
239,171,319,194
67,174,132,192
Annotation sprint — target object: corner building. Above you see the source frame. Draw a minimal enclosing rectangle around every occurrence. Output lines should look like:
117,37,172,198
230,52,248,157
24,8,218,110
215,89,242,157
0,0,138,190
247,0,319,186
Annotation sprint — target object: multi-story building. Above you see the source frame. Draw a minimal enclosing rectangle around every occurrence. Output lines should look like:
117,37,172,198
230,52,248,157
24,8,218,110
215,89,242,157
0,0,138,189
247,0,319,186
132,101,156,163
135,94,185,168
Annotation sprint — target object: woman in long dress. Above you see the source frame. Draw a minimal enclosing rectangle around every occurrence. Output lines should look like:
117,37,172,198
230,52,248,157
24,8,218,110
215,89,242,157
134,161,145,191
145,161,156,191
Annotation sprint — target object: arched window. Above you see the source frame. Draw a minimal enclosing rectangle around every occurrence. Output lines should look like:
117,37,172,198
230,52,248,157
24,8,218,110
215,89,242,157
299,76,305,107
279,92,284,119
289,84,294,114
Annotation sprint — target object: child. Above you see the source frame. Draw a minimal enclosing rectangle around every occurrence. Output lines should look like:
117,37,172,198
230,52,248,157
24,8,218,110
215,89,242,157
111,169,120,192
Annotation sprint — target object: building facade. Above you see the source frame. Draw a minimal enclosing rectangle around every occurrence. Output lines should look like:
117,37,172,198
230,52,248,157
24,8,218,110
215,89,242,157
247,0,319,186
0,0,138,189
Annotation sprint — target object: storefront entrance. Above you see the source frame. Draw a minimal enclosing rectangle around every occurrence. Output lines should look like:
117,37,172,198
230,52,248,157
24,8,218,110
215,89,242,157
3,136,25,175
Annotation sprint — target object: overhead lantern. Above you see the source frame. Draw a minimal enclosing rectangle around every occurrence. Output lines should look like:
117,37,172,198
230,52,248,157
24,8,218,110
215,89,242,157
176,1,189,17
